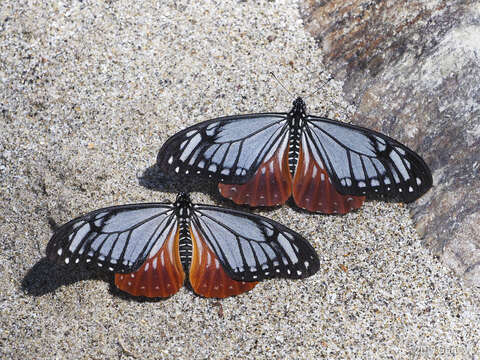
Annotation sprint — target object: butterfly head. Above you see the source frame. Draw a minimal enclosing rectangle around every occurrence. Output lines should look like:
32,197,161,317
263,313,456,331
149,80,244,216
291,97,307,118
174,192,193,218
175,192,192,206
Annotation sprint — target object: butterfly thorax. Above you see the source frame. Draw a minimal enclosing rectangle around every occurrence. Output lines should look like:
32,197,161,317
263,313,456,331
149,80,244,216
287,97,307,175
174,194,193,274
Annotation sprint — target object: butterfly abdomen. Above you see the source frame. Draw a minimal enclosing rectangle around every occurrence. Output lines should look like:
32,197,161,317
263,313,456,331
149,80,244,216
178,213,193,273
288,119,302,176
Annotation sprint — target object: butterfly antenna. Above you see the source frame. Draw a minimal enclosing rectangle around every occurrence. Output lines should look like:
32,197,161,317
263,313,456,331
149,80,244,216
304,74,335,100
270,72,293,98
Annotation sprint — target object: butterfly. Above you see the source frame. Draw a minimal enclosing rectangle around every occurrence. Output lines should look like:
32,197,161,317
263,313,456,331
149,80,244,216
157,97,432,214
46,193,319,298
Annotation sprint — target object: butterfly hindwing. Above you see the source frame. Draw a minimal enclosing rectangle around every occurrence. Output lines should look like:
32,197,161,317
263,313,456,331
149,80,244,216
304,116,433,202
190,205,320,282
189,223,258,298
293,131,365,213
114,219,185,298
218,135,292,207
157,114,289,184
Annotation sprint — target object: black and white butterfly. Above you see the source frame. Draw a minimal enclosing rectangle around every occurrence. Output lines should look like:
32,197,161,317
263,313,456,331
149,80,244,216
157,97,432,214
47,193,319,298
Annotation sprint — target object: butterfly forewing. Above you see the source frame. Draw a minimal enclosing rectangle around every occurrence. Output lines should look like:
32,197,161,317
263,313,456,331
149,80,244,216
157,114,290,184
190,205,320,282
46,204,177,274
304,116,433,202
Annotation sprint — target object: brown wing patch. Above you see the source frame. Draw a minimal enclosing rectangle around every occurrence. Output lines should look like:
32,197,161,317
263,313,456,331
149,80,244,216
114,225,185,298
189,224,257,298
293,143,365,214
218,139,292,207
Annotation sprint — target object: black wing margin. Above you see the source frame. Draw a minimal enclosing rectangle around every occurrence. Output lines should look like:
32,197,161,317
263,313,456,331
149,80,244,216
190,204,319,282
304,116,433,202
157,113,289,184
46,203,176,273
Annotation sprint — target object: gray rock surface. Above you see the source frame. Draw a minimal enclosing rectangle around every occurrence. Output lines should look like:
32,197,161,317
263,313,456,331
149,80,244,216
300,0,480,285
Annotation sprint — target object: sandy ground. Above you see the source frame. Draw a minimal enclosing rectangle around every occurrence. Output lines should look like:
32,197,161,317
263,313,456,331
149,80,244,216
1,0,479,358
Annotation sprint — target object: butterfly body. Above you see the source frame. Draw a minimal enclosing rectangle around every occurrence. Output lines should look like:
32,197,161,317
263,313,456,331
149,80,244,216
47,193,319,298
286,97,306,175
157,98,432,214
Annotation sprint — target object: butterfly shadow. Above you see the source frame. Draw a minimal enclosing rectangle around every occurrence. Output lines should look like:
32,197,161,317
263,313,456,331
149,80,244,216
139,163,248,209
21,258,169,302
21,258,98,296
139,163,218,196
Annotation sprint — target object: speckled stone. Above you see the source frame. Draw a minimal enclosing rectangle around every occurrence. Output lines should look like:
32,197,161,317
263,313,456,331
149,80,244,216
1,0,479,359
300,0,480,286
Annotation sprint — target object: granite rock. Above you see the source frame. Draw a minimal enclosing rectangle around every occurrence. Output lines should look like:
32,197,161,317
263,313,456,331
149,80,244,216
300,0,480,285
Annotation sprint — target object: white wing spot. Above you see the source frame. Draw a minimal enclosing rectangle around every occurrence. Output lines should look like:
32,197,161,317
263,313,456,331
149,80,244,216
304,261,309,268
168,156,173,164
75,258,80,264
297,270,302,276
109,267,114,271
98,263,103,267
399,188,403,192
120,275,124,280
86,258,91,263
130,273,135,278
409,186,414,192
185,170,189,174
416,177,422,185
175,167,179,173
127,281,132,286
57,248,63,256
64,257,70,264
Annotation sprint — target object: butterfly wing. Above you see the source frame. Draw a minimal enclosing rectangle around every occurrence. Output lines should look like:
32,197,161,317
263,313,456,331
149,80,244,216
157,113,289,184
218,134,292,207
293,131,365,214
46,204,185,298
301,116,433,202
188,224,257,298
188,205,319,297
